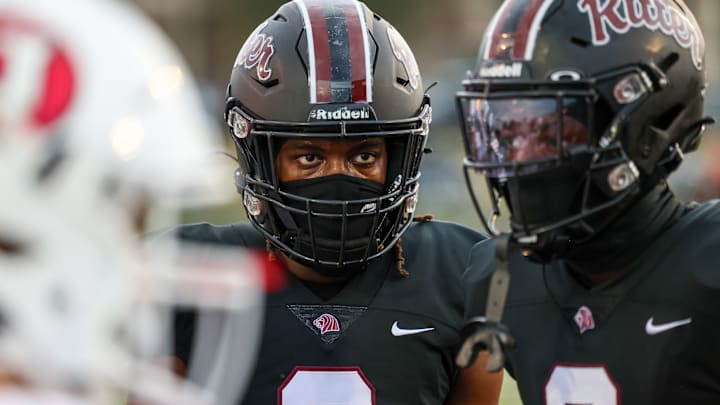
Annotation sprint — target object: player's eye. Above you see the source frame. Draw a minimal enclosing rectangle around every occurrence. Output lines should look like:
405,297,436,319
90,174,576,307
296,154,319,165
352,152,376,165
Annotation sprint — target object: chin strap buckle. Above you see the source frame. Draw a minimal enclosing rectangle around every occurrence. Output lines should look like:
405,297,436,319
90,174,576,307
456,317,516,372
456,233,516,372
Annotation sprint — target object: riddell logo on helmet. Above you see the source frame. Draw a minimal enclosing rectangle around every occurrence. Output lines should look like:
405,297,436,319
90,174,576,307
309,106,371,121
479,62,523,78
578,0,704,70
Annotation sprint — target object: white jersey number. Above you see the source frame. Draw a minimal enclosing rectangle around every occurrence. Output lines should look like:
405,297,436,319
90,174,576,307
544,363,620,405
279,366,375,405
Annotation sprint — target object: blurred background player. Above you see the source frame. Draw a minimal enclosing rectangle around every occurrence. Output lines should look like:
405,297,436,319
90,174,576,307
0,0,265,403
171,0,503,403
455,0,719,404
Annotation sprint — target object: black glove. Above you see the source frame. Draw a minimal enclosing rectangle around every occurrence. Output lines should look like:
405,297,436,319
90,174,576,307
455,316,516,372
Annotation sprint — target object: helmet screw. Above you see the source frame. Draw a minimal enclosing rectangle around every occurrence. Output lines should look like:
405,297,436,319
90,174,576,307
405,194,418,215
607,162,639,192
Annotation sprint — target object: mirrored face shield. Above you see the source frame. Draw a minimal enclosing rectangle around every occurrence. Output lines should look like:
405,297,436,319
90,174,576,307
458,90,596,177
456,76,649,240
456,79,597,234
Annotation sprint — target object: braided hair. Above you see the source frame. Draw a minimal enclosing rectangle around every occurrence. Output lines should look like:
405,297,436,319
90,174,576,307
393,214,434,277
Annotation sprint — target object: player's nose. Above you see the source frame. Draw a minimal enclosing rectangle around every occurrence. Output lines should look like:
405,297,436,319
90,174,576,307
325,155,351,176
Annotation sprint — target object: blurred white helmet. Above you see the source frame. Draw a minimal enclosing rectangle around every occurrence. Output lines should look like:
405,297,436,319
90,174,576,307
0,0,266,404
0,0,232,213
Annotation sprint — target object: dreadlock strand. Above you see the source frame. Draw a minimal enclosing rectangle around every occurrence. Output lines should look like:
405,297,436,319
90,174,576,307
395,238,410,278
413,214,434,222
391,214,435,278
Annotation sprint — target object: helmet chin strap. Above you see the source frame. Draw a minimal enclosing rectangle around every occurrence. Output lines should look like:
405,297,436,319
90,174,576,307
456,234,516,372
515,231,572,264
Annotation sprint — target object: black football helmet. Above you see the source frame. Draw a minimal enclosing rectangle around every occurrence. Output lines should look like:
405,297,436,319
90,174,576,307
457,0,713,259
225,0,431,273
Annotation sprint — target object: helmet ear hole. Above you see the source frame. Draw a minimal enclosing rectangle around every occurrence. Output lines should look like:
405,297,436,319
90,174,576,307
570,37,591,48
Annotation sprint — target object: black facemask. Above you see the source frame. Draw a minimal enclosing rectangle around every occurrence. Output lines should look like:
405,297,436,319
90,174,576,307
504,164,587,234
278,174,386,275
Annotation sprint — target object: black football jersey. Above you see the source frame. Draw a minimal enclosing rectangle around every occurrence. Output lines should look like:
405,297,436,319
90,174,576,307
467,200,720,405
174,220,487,405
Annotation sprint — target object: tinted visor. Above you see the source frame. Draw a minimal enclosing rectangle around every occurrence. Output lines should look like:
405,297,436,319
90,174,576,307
460,97,591,176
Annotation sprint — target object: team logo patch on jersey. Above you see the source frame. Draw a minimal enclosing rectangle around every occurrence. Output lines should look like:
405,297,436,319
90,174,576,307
574,305,595,334
287,304,366,344
313,313,341,334
234,21,275,81
577,0,704,70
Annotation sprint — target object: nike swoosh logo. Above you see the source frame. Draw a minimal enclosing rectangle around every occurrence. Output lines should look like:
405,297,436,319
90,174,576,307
645,317,692,335
391,321,434,336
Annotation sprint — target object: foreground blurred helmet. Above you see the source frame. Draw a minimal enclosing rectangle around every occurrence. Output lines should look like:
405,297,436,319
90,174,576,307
0,0,230,224
457,0,712,259
0,0,263,403
225,0,431,273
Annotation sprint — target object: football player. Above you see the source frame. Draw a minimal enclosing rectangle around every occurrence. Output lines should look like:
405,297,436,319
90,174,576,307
171,0,503,403
0,0,262,403
455,0,718,404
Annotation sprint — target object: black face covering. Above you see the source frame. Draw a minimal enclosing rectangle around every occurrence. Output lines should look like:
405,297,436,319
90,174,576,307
278,174,385,275
563,183,685,276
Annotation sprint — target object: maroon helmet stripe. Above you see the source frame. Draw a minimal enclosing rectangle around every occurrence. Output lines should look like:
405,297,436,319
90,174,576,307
485,0,554,61
486,0,516,59
340,0,367,102
513,0,547,59
295,0,372,104
305,0,332,103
